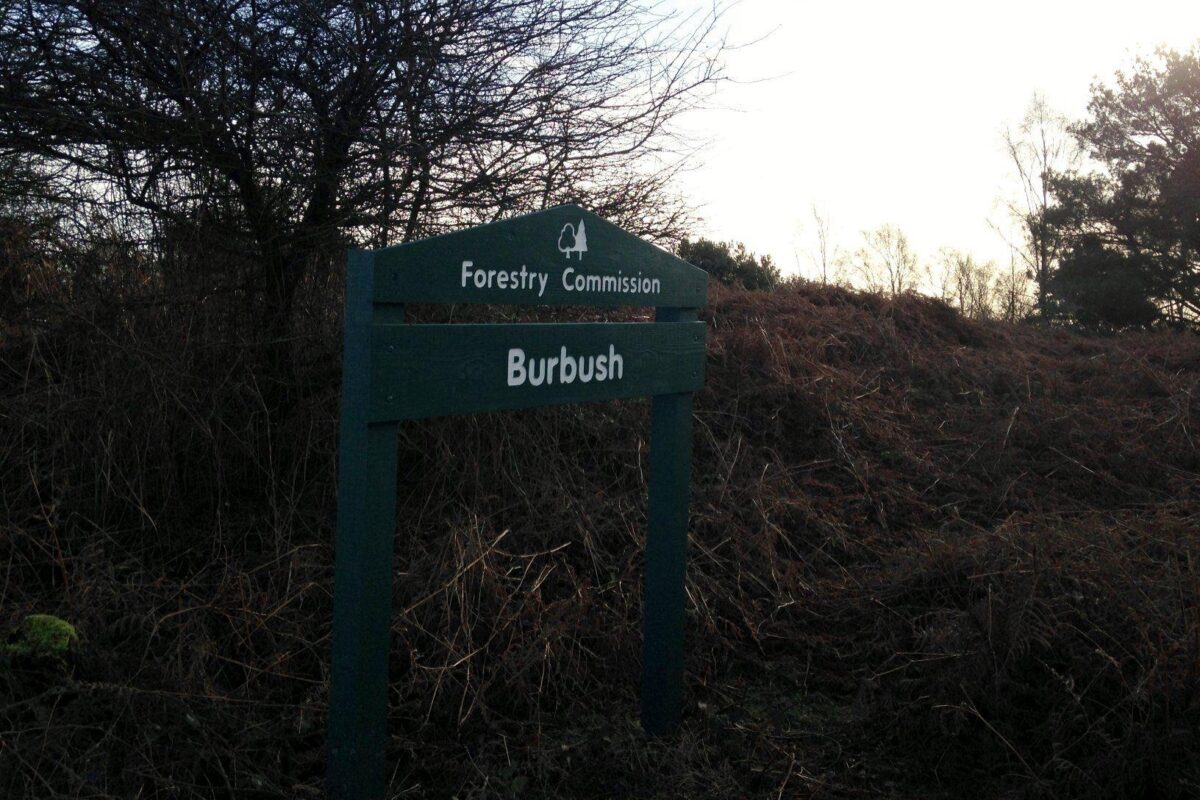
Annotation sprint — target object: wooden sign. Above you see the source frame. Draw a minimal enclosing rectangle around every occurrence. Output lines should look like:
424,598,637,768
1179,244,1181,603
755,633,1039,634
369,321,705,421
372,205,707,308
328,205,707,800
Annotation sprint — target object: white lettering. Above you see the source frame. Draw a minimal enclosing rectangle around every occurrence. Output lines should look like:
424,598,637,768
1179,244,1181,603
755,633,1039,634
560,266,661,296
528,357,546,386
608,344,623,379
559,346,577,384
461,260,548,297
507,349,527,386
467,261,664,298
504,345,625,388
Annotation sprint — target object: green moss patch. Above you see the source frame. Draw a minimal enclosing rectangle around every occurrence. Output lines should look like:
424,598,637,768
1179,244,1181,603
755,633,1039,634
5,614,78,660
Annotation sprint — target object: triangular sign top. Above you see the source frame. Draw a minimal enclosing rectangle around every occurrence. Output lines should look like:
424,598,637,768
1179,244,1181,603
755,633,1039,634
371,205,708,308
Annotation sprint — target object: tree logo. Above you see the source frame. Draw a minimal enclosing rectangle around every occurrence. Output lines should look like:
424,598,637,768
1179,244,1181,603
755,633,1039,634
558,219,588,260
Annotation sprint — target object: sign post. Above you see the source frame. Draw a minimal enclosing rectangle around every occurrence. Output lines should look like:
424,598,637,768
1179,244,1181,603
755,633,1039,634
641,305,697,736
327,206,707,798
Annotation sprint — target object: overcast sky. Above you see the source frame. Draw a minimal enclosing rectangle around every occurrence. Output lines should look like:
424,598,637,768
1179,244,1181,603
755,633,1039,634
674,0,1200,278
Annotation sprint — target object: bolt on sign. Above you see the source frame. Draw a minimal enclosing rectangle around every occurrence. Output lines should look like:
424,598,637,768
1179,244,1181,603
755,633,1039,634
328,205,708,799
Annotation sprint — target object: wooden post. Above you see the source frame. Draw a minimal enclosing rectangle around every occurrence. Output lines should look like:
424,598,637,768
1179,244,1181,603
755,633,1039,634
640,306,697,736
328,250,401,800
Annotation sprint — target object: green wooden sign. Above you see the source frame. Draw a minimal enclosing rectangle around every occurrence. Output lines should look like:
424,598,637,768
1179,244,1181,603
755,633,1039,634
369,321,705,421
328,205,707,800
372,205,707,308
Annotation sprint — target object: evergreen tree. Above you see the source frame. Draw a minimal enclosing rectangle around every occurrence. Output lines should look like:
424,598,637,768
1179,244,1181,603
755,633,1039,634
1044,48,1200,328
677,238,780,290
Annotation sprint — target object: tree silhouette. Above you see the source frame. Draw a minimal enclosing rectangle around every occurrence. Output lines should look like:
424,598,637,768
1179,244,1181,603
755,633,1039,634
573,220,588,257
558,225,578,255
1001,95,1080,316
1043,47,1200,328
849,225,924,297
678,238,779,290
0,1,725,336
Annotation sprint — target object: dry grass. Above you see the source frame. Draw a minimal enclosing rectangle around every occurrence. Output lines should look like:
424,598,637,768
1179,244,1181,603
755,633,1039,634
2,277,1199,798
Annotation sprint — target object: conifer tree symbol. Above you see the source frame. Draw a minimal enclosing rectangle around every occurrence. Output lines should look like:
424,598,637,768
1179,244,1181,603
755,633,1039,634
557,219,588,259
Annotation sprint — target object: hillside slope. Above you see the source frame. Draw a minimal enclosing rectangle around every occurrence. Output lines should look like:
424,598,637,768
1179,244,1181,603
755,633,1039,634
3,283,1199,798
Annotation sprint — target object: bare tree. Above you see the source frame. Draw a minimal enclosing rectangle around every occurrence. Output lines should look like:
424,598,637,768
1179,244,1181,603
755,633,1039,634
850,224,923,296
801,203,839,285
1000,93,1081,316
0,0,726,335
994,249,1036,323
934,248,1000,319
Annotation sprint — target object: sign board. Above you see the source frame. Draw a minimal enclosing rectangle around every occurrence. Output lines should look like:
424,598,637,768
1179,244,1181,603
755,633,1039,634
372,207,707,308
328,205,707,799
369,321,705,420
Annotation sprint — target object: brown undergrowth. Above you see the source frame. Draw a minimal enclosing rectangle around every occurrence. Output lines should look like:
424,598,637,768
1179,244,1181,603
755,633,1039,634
2,281,1199,798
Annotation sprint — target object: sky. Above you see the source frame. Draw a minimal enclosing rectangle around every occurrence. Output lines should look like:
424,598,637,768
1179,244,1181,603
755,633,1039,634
674,0,1200,279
